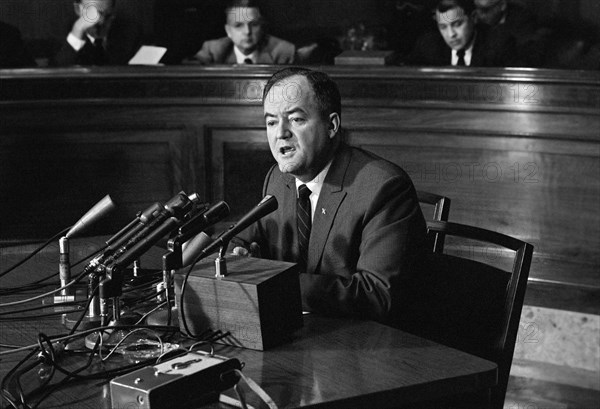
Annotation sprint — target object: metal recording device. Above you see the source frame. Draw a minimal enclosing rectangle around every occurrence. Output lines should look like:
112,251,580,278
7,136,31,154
110,350,242,409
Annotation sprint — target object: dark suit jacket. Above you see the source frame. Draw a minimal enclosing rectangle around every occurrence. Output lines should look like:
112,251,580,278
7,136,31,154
488,2,548,67
238,144,427,326
52,18,142,66
406,26,516,67
192,35,296,64
0,21,36,68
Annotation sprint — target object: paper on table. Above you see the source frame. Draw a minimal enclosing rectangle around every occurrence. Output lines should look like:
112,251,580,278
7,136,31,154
128,46,167,65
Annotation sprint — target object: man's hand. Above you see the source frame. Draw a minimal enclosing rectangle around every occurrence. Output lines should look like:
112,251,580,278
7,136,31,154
71,3,114,40
232,242,261,258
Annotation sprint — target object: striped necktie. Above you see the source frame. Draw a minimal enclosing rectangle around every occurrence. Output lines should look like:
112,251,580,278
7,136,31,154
297,184,312,271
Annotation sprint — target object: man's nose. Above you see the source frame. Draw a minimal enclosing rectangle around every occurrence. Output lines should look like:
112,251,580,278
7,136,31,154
276,121,291,139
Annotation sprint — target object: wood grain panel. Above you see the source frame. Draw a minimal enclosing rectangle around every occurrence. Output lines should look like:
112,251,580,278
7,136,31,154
0,129,195,239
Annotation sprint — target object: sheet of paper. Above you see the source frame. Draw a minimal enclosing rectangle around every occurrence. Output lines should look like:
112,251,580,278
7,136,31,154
128,46,167,65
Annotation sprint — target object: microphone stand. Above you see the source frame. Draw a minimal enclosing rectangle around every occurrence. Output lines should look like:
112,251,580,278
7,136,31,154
82,193,201,350
146,201,230,326
44,195,115,330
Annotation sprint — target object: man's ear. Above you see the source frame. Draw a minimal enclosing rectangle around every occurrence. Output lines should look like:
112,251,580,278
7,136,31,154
328,113,340,139
224,24,232,40
74,2,82,17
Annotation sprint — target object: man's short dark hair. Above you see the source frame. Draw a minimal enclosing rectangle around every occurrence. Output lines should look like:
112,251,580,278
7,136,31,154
75,0,116,4
262,67,342,120
225,0,261,10
434,0,475,15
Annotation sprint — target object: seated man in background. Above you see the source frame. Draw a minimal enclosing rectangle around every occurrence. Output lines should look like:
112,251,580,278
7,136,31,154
190,0,296,64
406,0,516,67
474,0,548,67
0,21,36,68
233,67,427,326
52,0,142,66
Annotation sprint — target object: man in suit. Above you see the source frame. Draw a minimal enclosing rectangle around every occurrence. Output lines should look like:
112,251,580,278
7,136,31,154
52,0,142,66
474,0,547,67
407,0,516,67
0,21,36,68
191,0,295,65
234,67,426,325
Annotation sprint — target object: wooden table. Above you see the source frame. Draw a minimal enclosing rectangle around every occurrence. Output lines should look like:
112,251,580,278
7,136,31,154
0,238,497,408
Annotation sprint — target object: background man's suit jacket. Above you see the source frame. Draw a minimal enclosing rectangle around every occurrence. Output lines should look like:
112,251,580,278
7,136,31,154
406,26,517,67
0,21,36,68
193,35,296,64
238,144,427,326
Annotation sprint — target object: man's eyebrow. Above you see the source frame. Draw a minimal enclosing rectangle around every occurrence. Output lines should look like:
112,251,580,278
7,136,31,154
263,107,306,119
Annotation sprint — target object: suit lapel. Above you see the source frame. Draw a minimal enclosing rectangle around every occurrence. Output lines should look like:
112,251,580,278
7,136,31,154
225,46,237,64
308,145,351,272
471,31,483,66
256,37,275,64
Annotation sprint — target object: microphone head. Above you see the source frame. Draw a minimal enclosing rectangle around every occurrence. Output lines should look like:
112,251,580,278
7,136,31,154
181,232,212,267
199,195,278,259
66,195,116,238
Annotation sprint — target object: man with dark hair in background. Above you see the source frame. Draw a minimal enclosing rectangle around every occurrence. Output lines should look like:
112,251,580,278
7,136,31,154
406,0,516,67
52,0,142,66
0,21,36,68
474,0,548,67
232,67,426,325
190,0,296,64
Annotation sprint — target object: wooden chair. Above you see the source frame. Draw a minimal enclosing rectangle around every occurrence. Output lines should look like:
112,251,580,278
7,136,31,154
416,190,451,252
399,220,533,409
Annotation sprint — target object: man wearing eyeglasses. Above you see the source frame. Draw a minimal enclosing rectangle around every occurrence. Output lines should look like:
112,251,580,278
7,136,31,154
191,0,296,65
52,0,142,66
474,0,547,67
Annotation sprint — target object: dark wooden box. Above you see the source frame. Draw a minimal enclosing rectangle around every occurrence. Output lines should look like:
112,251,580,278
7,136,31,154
174,255,303,350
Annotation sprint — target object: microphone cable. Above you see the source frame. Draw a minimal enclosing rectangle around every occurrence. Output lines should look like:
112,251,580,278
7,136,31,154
0,227,70,279
0,268,88,308
0,242,106,296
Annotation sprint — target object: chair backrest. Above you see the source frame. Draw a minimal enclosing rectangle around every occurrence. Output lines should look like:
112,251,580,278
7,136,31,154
400,220,533,409
416,190,451,252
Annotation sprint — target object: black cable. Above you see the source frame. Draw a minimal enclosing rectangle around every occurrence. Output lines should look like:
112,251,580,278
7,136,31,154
0,309,83,321
67,283,98,335
179,256,203,338
0,227,70,279
0,301,83,316
0,243,105,296
30,333,100,409
0,348,39,409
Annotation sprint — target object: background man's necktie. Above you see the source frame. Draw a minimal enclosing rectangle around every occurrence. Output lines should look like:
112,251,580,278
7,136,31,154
456,49,466,66
297,184,312,270
92,38,106,65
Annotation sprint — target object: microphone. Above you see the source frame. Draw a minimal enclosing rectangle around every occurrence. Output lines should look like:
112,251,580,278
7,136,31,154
196,195,277,261
57,195,116,302
178,201,230,267
181,232,212,267
178,201,230,242
83,192,199,275
66,195,116,239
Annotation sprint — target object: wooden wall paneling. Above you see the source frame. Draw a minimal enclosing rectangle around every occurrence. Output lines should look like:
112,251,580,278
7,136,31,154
0,128,192,240
207,128,273,224
346,128,600,313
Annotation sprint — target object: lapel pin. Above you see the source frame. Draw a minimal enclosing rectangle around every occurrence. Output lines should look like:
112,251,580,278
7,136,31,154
322,208,326,215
